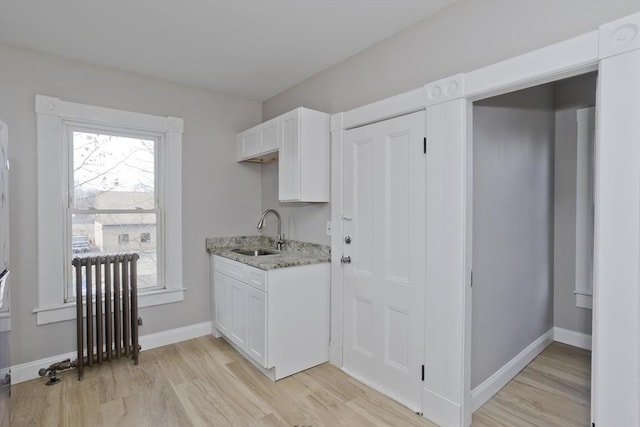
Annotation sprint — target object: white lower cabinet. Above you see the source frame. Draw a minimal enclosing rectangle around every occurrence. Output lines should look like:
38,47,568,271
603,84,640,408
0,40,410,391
230,278,249,349
247,287,267,366
213,271,232,336
211,255,329,380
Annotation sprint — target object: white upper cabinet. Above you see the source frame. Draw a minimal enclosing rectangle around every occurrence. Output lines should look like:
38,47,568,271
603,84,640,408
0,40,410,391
278,109,300,201
259,117,279,153
237,127,259,161
236,107,330,202
236,117,279,162
278,108,330,202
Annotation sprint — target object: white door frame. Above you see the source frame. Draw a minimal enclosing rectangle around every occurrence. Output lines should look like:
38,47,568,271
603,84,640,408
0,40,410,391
330,11,640,427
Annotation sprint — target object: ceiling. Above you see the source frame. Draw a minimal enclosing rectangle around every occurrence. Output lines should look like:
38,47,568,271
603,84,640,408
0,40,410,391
0,0,455,101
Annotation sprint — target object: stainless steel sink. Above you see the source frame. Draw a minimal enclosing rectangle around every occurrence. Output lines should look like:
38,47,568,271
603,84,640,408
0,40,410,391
231,248,278,256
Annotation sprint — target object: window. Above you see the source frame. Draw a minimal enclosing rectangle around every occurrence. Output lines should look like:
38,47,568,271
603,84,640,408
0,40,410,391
34,95,184,325
71,129,159,294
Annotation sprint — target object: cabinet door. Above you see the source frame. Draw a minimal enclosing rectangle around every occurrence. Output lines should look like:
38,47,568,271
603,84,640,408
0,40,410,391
230,278,249,350
213,271,232,335
259,118,279,153
247,287,267,367
237,127,259,161
278,109,300,201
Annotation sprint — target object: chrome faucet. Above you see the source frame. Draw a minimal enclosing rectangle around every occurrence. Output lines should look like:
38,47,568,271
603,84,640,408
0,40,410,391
257,209,284,250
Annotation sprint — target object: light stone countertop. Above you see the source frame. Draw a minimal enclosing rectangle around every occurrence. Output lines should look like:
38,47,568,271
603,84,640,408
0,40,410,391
206,235,330,270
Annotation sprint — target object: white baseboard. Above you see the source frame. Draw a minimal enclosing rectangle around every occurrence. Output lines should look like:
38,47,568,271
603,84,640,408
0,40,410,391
139,321,211,351
553,327,592,350
11,351,78,385
11,321,212,385
422,388,462,427
471,328,554,412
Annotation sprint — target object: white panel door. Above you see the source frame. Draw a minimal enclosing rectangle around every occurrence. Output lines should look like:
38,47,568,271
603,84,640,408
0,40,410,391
342,110,426,411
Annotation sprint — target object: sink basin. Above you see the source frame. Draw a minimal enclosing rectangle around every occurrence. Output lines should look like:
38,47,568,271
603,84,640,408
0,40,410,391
232,248,278,256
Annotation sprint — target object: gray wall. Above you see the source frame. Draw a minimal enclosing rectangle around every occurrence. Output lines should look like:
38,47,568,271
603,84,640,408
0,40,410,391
263,0,638,118
0,44,263,364
471,85,556,389
259,0,640,248
260,162,330,246
553,73,597,335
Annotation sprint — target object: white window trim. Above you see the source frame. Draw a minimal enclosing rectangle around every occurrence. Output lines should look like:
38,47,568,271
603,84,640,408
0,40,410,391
34,95,184,325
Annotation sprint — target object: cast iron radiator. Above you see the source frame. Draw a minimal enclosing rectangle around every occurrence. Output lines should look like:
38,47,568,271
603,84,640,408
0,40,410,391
72,254,142,380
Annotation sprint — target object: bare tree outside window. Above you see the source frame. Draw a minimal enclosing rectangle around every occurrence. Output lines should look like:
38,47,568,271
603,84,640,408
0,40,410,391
70,131,159,295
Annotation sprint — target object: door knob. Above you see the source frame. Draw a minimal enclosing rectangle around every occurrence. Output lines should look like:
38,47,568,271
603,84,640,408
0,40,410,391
340,256,351,264
344,236,351,244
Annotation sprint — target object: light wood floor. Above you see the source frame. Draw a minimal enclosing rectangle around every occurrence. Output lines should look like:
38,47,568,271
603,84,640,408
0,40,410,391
473,342,591,426
11,338,589,426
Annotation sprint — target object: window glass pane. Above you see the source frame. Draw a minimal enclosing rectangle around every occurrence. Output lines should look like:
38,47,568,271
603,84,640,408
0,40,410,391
73,131,155,210
71,213,158,293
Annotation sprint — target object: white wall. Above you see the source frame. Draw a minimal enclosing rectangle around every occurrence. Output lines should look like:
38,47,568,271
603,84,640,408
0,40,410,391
471,85,556,389
553,73,597,335
0,44,263,364
260,0,640,250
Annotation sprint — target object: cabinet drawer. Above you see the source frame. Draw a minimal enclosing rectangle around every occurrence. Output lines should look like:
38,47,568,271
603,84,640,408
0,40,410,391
246,267,267,292
214,255,267,291
214,256,247,282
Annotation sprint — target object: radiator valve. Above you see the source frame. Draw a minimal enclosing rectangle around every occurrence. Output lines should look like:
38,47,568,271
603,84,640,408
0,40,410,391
38,359,76,386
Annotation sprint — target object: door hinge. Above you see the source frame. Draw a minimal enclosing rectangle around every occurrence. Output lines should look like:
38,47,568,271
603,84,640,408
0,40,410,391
421,364,425,381
423,137,427,154
470,271,473,287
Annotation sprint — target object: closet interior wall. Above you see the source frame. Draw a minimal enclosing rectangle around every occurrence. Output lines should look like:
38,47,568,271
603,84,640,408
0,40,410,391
471,73,596,389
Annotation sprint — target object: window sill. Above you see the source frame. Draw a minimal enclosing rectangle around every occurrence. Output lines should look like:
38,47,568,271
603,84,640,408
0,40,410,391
33,287,185,325
574,290,593,310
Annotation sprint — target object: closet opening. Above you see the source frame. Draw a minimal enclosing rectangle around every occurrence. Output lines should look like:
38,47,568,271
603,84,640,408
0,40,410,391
470,71,596,424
